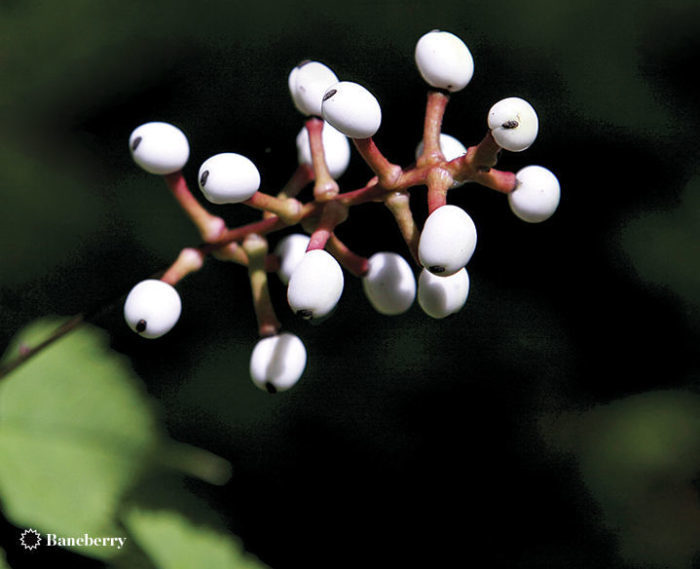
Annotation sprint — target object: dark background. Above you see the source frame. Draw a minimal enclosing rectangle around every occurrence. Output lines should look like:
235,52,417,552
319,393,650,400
0,1,698,568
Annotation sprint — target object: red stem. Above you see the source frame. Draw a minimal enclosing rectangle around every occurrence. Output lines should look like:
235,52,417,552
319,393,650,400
352,137,402,188
418,90,449,167
163,172,226,242
281,163,314,199
306,117,340,201
326,234,370,277
307,201,348,251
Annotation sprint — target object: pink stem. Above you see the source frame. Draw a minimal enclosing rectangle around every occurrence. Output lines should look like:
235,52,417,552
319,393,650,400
307,201,348,251
160,248,205,286
352,137,402,189
418,90,449,167
243,234,281,338
306,117,340,201
326,234,370,277
202,217,287,254
426,168,454,214
280,163,314,199
384,191,421,265
163,172,226,242
244,192,302,223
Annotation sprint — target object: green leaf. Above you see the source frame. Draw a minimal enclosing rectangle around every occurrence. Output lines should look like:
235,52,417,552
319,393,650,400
122,508,269,569
620,175,700,309
0,548,11,569
0,318,162,559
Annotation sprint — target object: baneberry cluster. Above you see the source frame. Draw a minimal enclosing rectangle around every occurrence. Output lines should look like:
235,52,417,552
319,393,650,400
125,29,560,393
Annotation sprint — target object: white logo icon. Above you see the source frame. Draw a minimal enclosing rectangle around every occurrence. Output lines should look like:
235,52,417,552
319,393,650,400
19,528,42,551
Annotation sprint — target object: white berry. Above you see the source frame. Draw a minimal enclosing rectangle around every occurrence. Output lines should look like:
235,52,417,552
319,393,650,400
509,165,561,223
129,122,190,175
418,267,470,319
414,30,474,92
362,252,416,316
418,205,477,276
296,121,351,179
321,81,382,139
250,333,307,393
488,97,539,152
287,249,344,319
288,60,339,117
274,233,311,285
124,279,182,339
197,153,261,205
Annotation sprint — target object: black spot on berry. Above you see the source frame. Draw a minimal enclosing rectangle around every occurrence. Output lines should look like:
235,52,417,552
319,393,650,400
131,136,142,151
502,120,519,129
297,309,314,320
323,89,337,102
200,170,210,187
428,265,446,274
136,320,147,333
265,382,278,394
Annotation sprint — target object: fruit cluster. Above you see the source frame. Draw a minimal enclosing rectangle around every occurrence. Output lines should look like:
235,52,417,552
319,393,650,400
125,30,561,393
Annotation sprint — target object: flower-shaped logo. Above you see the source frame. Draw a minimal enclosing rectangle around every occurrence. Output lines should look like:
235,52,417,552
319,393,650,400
19,528,41,551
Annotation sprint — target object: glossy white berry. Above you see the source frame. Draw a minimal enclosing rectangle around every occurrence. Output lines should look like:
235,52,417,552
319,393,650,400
124,279,182,339
296,122,351,179
362,252,416,316
488,97,539,152
287,249,344,319
509,166,561,223
288,60,339,117
414,30,474,92
250,333,307,393
274,233,311,285
418,267,470,319
129,122,189,175
321,81,382,139
197,153,260,205
418,205,477,276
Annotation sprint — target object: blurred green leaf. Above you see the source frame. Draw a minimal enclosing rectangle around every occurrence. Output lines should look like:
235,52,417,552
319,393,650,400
0,318,232,563
620,175,700,309
0,318,161,558
122,507,268,569
0,547,10,569
543,390,700,569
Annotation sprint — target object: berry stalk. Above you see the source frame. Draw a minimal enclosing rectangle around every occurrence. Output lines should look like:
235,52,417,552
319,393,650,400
164,171,226,242
160,248,205,286
306,200,349,251
418,90,449,167
244,192,303,225
243,234,281,338
384,191,420,264
326,233,370,277
352,137,402,189
305,117,340,201
426,167,454,214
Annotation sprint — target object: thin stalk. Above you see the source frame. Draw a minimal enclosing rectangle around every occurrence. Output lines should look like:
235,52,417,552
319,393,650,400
352,137,402,189
163,171,226,242
243,234,281,338
306,117,339,201
326,233,370,277
417,90,449,167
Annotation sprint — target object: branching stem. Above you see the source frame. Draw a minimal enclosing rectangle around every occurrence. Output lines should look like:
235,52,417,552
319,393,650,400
1,88,521,380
